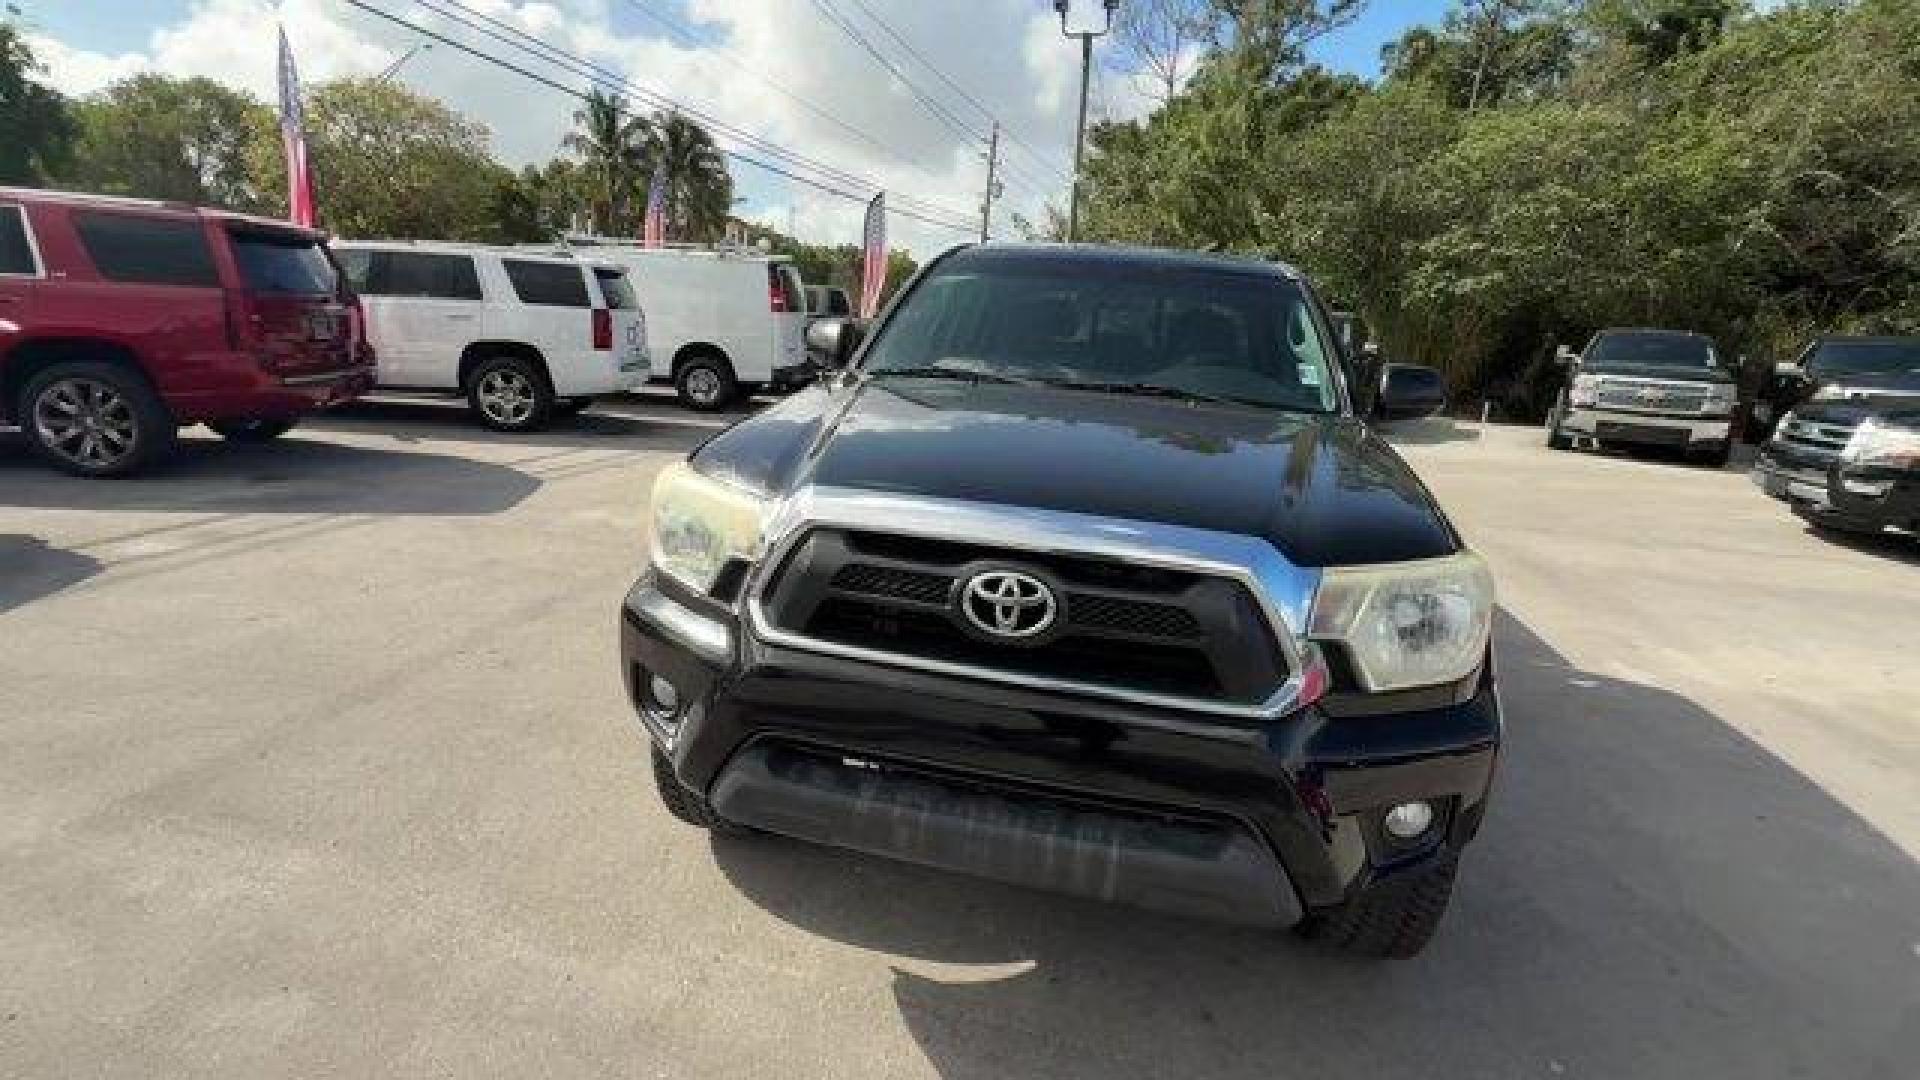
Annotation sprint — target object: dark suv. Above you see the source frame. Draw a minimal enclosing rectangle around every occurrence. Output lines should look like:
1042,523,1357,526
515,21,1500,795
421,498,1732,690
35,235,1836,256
619,245,1500,958
0,187,373,476
1754,336,1920,537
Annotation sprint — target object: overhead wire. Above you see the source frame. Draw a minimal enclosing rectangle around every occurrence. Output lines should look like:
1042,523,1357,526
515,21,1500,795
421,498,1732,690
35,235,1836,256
336,0,981,235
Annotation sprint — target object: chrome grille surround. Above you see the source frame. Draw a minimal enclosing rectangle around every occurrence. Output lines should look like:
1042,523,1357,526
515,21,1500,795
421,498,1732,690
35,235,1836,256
745,485,1321,719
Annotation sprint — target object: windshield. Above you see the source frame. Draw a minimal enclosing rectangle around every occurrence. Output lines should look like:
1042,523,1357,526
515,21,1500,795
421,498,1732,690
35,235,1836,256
1585,333,1715,369
861,252,1339,413
231,229,338,295
1806,338,1920,377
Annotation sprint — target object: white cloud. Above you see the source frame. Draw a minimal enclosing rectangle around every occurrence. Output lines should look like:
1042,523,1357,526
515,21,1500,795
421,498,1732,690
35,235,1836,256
28,0,1121,256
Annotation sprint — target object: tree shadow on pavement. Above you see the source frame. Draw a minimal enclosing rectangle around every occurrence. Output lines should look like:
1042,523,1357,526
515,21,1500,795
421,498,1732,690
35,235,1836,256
0,430,541,516
711,610,1919,1080
0,534,101,614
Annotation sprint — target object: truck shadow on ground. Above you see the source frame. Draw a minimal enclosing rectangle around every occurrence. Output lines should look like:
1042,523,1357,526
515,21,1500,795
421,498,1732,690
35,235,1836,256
1798,522,1920,566
1378,414,1483,446
0,430,541,517
310,395,758,454
0,534,101,614
710,611,1919,1079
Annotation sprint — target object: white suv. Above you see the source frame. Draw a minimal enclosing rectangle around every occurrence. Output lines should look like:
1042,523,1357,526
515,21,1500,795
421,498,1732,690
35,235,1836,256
336,241,648,431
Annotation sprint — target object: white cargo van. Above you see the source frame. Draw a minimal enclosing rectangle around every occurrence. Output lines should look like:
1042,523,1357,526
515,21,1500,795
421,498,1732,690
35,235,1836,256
538,239,809,410
337,241,648,431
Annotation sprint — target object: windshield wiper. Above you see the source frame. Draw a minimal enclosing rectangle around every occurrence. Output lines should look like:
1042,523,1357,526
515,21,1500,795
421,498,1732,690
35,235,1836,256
864,366,1034,386
1046,379,1266,409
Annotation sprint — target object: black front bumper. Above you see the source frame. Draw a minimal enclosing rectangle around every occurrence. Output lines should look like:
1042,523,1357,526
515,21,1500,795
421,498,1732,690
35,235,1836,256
1756,451,1920,533
621,574,1501,926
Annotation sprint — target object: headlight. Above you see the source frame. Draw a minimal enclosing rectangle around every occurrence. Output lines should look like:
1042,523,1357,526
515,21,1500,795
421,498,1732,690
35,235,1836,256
1841,418,1920,469
1702,384,1736,416
1309,551,1495,692
1569,374,1600,407
649,461,769,595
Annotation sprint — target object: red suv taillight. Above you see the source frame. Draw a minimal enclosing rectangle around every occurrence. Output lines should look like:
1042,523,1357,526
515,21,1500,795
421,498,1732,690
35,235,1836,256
592,308,613,350
768,268,788,312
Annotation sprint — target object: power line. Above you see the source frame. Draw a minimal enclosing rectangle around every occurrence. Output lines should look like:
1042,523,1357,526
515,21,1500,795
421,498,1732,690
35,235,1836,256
417,0,977,227
807,0,985,145
837,0,1074,185
335,0,979,236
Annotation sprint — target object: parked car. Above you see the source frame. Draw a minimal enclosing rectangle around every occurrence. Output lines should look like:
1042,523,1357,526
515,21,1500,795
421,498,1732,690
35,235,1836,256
0,187,373,476
335,241,648,431
1544,328,1737,466
538,238,809,411
1751,335,1920,440
621,243,1499,958
1754,336,1920,537
804,285,851,318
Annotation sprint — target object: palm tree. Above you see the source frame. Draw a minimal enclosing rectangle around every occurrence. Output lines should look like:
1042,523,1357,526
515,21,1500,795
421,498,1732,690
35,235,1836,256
563,88,645,234
637,109,732,243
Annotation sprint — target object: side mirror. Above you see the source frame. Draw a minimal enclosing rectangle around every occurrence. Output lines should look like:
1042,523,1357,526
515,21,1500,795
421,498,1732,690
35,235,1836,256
805,317,865,369
1373,363,1447,422
1554,345,1579,367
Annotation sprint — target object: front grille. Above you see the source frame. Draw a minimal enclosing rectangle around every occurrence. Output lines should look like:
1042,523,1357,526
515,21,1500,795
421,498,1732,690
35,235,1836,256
760,529,1287,707
1776,413,1857,463
1596,379,1709,413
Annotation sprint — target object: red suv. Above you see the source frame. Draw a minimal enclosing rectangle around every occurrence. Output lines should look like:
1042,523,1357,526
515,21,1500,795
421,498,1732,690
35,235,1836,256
0,188,375,476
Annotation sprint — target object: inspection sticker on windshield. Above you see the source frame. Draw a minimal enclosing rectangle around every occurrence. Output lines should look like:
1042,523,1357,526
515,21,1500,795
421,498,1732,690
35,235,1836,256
1299,365,1321,386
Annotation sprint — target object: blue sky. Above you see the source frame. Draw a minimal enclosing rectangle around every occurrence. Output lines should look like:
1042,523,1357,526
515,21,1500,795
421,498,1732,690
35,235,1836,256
19,1,1463,252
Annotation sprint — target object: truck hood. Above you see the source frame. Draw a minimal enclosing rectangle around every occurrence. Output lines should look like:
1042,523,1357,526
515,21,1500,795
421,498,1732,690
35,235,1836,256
692,378,1459,568
1802,370,1920,416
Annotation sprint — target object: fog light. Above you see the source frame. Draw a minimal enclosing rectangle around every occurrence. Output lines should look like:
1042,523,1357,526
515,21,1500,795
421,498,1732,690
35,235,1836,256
1383,801,1434,840
648,674,680,714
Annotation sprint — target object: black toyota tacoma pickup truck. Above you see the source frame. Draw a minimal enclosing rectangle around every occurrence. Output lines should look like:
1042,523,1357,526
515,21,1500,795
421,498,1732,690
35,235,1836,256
620,244,1500,958
1755,336,1920,538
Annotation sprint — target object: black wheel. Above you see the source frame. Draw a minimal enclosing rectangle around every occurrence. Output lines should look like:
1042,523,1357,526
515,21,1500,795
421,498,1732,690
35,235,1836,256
1296,853,1459,959
207,417,298,443
1545,401,1573,451
553,397,592,418
18,361,177,477
675,354,737,412
650,743,744,833
466,354,553,431
1688,439,1731,469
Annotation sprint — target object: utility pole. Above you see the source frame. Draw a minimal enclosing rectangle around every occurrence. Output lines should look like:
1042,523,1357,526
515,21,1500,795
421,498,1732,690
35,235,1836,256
1055,0,1117,243
980,121,1001,242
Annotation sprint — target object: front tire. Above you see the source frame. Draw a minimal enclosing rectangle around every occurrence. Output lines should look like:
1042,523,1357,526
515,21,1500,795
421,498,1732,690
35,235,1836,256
1296,853,1459,959
1688,439,1731,469
19,361,177,477
1545,400,1573,451
207,417,298,443
650,743,744,833
675,354,737,412
466,355,553,431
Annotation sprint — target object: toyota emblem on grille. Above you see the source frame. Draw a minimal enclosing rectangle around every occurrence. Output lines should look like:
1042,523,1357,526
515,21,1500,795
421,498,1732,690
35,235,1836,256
959,569,1058,640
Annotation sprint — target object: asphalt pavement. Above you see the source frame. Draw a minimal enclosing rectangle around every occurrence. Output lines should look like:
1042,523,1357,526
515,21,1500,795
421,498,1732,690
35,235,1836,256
2,398,1915,1079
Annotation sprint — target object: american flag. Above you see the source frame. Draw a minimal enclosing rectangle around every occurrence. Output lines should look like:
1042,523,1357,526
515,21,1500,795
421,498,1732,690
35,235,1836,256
858,191,886,318
642,162,668,247
277,27,315,227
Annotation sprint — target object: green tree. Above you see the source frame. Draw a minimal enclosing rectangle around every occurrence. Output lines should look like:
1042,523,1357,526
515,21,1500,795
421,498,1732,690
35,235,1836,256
0,20,73,183
248,78,512,240
638,109,732,243
63,75,272,208
564,87,646,234
494,158,591,242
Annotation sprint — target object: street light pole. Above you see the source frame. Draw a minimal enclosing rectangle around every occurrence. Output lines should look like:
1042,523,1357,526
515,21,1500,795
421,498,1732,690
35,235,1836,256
1055,0,1116,243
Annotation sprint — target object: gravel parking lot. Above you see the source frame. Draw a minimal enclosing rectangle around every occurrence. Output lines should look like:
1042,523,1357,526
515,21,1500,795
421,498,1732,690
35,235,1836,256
3,399,1916,1079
